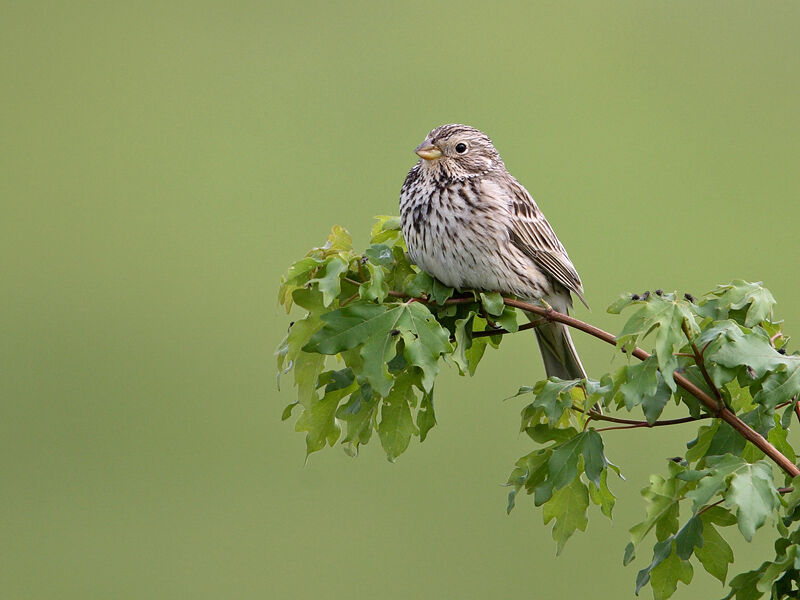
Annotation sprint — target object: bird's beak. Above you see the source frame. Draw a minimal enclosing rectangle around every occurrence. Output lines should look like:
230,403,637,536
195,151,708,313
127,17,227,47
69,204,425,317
415,140,443,160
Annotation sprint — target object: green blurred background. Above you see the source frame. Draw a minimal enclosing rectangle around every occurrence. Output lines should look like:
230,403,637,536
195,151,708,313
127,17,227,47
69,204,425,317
3,2,799,598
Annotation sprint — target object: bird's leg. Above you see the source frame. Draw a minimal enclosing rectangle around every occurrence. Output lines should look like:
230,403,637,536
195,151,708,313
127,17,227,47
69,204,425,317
538,298,556,320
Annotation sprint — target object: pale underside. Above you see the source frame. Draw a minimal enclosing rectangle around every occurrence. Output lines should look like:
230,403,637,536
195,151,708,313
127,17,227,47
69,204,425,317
400,165,585,307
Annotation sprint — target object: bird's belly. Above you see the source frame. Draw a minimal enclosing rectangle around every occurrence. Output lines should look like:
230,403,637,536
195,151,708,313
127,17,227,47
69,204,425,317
407,215,548,298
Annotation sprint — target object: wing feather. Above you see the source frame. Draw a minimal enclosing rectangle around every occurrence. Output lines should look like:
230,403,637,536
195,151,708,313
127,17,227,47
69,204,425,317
503,177,588,307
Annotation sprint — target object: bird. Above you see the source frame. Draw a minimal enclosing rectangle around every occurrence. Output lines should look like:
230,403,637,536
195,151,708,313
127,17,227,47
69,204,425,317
399,123,587,381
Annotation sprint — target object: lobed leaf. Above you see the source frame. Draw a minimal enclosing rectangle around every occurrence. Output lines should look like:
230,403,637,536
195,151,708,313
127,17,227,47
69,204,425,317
697,280,776,328
542,476,589,555
615,294,698,391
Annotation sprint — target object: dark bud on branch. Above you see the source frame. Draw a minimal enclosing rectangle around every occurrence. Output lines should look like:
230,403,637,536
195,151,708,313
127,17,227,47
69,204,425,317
655,289,663,296
631,294,640,300
684,293,695,302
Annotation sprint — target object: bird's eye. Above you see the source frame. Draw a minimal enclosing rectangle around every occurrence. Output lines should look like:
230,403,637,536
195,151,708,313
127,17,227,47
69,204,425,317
455,143,467,154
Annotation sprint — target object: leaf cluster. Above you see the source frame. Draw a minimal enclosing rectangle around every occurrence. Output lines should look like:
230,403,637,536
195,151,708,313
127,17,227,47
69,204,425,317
278,219,517,460
278,221,800,599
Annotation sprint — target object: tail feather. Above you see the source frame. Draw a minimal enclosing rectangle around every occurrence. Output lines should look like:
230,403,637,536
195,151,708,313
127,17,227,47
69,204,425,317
534,321,586,380
528,290,586,381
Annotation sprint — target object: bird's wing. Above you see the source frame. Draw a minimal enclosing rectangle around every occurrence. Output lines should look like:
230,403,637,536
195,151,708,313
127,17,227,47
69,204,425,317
503,177,588,307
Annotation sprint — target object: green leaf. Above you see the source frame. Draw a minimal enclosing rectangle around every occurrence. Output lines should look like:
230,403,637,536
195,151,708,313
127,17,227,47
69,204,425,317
337,385,378,453
370,215,403,245
687,455,780,541
630,462,685,545
364,244,395,266
404,271,436,298
507,448,552,510
649,548,693,600
782,476,800,517
706,422,747,459
389,246,415,290
753,363,800,410
697,280,776,327
623,542,636,566
359,261,389,303
756,543,799,594
304,303,392,354
546,434,585,491
452,313,474,375
635,538,673,594
618,357,659,410
378,376,419,461
417,391,436,442
278,256,322,310
309,256,348,307
291,286,327,315
525,424,579,445
323,225,353,252
641,375,672,425
295,379,357,456
582,430,608,486
723,569,763,600
700,505,737,527
695,513,734,584
399,302,453,392
281,401,298,421
674,515,703,560
725,460,781,541
607,293,640,314
293,351,326,409
496,306,519,333
616,295,698,391
462,334,488,375
431,278,454,305
584,376,615,411
528,378,581,423
304,302,451,396
686,454,747,511
542,476,589,554
309,303,399,396
703,320,797,381
741,405,774,438
588,469,616,518
480,291,505,317
535,430,610,510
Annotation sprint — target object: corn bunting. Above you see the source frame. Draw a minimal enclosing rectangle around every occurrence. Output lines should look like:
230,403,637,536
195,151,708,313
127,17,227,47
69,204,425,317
399,124,587,380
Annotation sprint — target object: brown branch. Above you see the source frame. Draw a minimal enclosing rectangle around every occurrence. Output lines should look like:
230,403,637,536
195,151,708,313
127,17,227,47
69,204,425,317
499,297,800,478
697,498,724,516
593,415,712,432
381,289,800,477
682,320,724,408
387,290,475,305
340,291,360,307
697,486,794,518
770,332,783,348
471,321,543,338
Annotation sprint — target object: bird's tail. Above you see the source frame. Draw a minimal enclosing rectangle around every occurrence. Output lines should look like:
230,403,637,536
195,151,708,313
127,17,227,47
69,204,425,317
529,292,586,381
534,321,586,380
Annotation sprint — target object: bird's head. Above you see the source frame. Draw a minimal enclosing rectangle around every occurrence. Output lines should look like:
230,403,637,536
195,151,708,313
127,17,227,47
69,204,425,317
413,124,503,180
